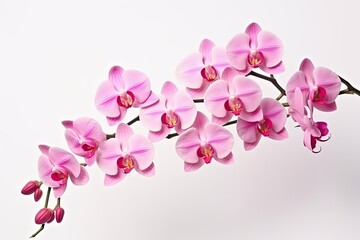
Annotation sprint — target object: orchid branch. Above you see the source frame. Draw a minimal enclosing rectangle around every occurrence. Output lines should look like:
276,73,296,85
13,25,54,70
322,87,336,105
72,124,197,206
247,71,286,96
30,187,51,238
339,76,360,96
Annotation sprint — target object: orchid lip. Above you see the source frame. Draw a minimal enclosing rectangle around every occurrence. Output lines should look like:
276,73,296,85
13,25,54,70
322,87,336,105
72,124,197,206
257,118,272,137
201,65,218,82
117,155,135,174
310,86,326,104
224,97,243,116
248,51,264,68
51,170,68,182
161,111,179,128
117,91,135,109
197,144,214,164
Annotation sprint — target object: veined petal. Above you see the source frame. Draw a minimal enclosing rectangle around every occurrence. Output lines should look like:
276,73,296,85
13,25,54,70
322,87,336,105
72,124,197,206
299,58,315,85
236,118,260,143
204,80,229,117
48,148,81,177
139,97,166,132
259,61,285,74
173,91,197,129
148,125,171,142
176,128,201,164
211,47,230,73
108,66,125,92
64,129,82,156
221,67,243,83
136,163,155,177
116,123,134,151
233,76,262,112
38,155,59,188
313,67,341,103
136,90,159,108
95,81,120,117
239,107,263,122
97,139,121,175
190,111,209,135
244,137,261,151
226,33,250,71
161,81,178,105
38,145,50,155
106,113,125,126
199,39,215,64
61,120,73,129
286,71,309,106
53,183,67,198
122,70,151,104
185,81,210,99
257,31,284,68
184,161,204,172
104,171,126,186
261,98,287,132
70,166,89,185
176,53,204,89
129,134,154,170
215,152,234,165
269,128,288,140
211,112,233,125
205,123,234,159
313,101,337,112
245,22,262,49
72,118,104,141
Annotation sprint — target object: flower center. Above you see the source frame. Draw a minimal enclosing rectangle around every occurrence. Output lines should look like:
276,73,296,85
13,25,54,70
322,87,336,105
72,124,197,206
224,97,243,115
81,140,97,158
117,155,135,174
201,65,218,82
248,51,264,68
117,91,135,109
197,144,214,164
51,170,68,183
257,118,272,137
310,86,326,104
161,111,179,128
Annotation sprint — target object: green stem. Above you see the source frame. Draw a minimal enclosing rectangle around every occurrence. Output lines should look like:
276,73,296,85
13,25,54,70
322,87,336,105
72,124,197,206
30,187,51,238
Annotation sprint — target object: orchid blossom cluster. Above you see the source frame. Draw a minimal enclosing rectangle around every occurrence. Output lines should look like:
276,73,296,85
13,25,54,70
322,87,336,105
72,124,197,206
21,22,360,238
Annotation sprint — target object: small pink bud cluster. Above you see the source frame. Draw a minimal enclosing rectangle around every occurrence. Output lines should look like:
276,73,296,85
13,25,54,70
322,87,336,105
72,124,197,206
35,205,65,225
21,180,43,202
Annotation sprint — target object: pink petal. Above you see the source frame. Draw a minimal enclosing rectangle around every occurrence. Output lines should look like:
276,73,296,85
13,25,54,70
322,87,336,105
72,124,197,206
215,152,234,165
116,123,134,151
108,66,125,92
85,154,97,166
122,70,151,104
53,183,67,198
239,107,263,122
211,112,233,125
226,33,250,71
38,145,50,155
161,81,178,105
303,130,313,151
313,101,337,112
97,139,121,175
185,81,210,99
257,31,284,68
136,90,158,108
299,58,315,85
244,137,261,151
190,111,209,135
245,22,262,49
104,171,126,186
148,125,171,142
204,80,229,117
64,129,82,155
269,128,288,140
288,88,306,127
176,53,204,89
286,71,309,106
221,67,243,82
128,135,154,170
184,161,204,172
73,118,105,142
173,91,197,129
70,166,89,185
259,61,285,74
175,128,201,163
106,113,125,126
139,97,166,132
211,47,230,73
261,98,287,132
62,120,73,129
199,39,215,64
313,67,341,103
38,155,59,188
205,123,234,159
233,76,262,112
136,163,155,177
236,118,260,143
95,81,120,117
48,148,81,177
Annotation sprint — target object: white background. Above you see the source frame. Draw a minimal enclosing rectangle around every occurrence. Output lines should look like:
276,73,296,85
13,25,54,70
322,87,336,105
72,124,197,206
2,0,360,239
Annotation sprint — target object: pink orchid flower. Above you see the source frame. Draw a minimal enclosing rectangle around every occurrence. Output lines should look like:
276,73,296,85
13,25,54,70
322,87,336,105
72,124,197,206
175,112,234,172
62,117,106,166
176,39,230,98
236,98,288,150
286,58,341,112
97,123,155,186
204,75,262,125
38,145,89,198
226,22,285,75
139,81,197,141
288,88,330,152
95,66,158,126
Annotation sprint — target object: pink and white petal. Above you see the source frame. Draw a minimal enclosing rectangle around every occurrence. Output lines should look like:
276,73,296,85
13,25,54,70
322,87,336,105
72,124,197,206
104,171,126,186
236,118,260,143
185,81,210,99
62,120,73,129
288,88,307,126
139,97,166,132
303,130,314,151
190,111,209,134
199,39,215,64
268,128,288,140
239,107,263,122
205,123,234,159
136,163,155,177
286,71,309,105
211,47,230,73
53,183,67,198
122,70,151,104
175,128,201,164
245,22,262,49
259,61,285,74
38,155,59,188
261,98,287,132
49,148,81,177
257,31,284,68
313,67,341,102
204,80,230,117
176,53,204,89
70,166,89,185
38,145,50,155
161,81,178,104
85,154,97,166
226,33,251,71
106,113,124,126
64,129,83,155
184,161,204,172
129,134,154,170
135,90,159,108
299,58,315,85
148,125,171,142
313,101,337,112
95,81,120,117
97,139,121,175
173,91,197,129
244,137,261,151
116,123,134,150
73,118,105,141
211,113,233,125
233,76,262,112
221,67,243,83
108,66,125,92
215,152,234,165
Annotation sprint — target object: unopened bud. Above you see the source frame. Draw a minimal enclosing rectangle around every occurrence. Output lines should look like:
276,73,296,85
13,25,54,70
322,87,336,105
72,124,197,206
35,208,54,225
34,188,43,202
55,206,65,223
21,181,39,195
47,211,55,223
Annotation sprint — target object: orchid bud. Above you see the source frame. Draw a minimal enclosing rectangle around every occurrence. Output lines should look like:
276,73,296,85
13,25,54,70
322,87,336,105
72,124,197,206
21,181,39,195
33,188,43,202
35,208,54,225
47,211,55,223
55,206,65,223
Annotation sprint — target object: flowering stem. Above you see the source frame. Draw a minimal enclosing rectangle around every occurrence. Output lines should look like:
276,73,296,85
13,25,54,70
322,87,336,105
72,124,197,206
30,187,51,238
247,71,286,96
339,76,360,96
127,116,140,125
193,99,204,103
